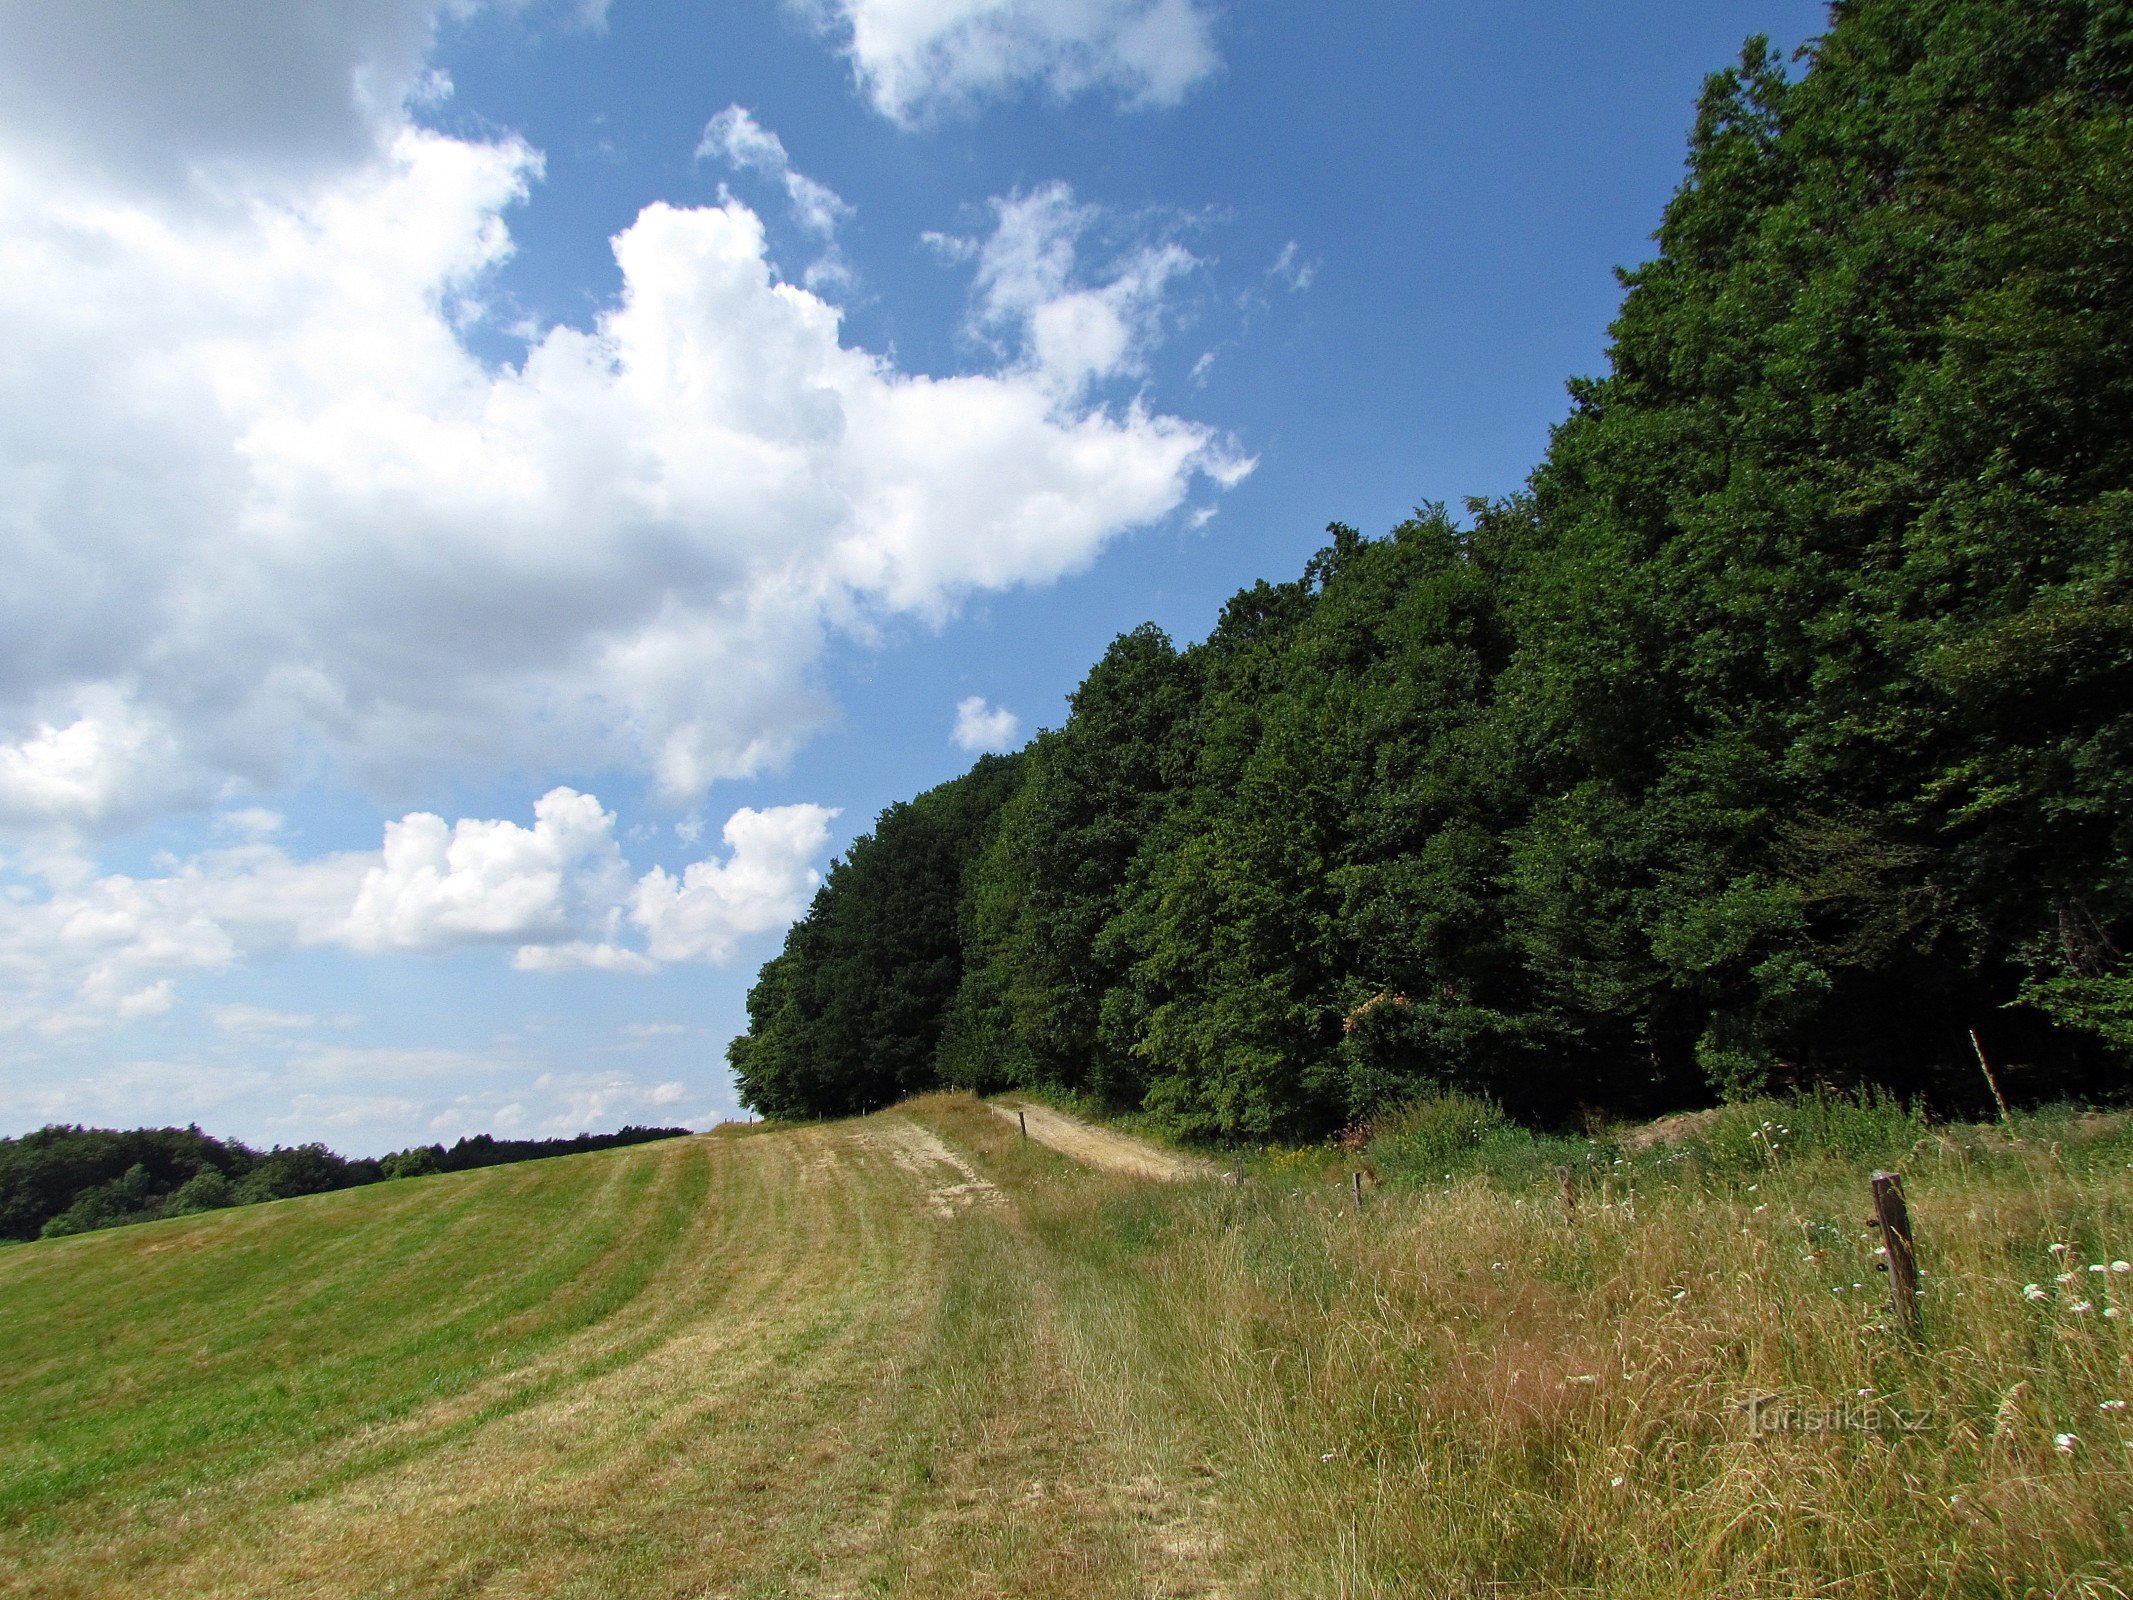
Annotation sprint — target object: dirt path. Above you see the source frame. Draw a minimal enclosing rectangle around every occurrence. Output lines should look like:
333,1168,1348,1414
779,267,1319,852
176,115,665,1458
987,1098,1220,1183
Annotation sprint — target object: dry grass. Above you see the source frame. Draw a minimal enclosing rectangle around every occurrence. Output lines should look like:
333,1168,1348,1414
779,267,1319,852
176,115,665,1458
5,1094,2129,1597
989,1098,2133,1598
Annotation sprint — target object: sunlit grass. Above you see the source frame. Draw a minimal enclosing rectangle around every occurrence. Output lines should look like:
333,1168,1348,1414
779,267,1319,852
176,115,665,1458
980,1091,2133,1597
5,1092,2129,1597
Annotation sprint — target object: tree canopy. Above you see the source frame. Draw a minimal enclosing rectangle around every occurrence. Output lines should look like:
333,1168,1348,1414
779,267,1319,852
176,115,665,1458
730,0,2133,1138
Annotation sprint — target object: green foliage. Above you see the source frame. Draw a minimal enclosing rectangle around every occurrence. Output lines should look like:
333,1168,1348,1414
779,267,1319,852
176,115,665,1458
730,0,2133,1134
380,1148,440,1180
731,754,1025,1119
1,1123,687,1243
164,1168,237,1215
1365,1094,1537,1186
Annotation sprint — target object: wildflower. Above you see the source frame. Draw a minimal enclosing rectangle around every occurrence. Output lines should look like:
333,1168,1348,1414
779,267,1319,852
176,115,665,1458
2072,1301,2095,1314
1856,1388,1874,1398
1320,1451,1338,1463
1672,1289,1688,1301
2050,1242,2069,1255
2055,1432,2079,1454
2113,1261,2131,1274
2108,1308,2124,1320
1568,1374,1597,1384
2101,1400,2127,1412
2023,1284,2047,1301
1746,1184,1758,1192
2058,1271,2080,1285
2090,1264,2108,1274
1753,1204,1768,1214
1610,1475,1625,1488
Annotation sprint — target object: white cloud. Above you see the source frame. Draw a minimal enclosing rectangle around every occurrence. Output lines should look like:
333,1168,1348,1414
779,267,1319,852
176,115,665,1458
0,790,839,1035
216,807,286,839
794,0,1221,123
631,803,838,964
0,15,1243,840
347,787,629,952
942,182,1232,409
952,696,1022,752
1269,239,1316,291
211,1003,321,1035
695,105,853,239
0,0,443,198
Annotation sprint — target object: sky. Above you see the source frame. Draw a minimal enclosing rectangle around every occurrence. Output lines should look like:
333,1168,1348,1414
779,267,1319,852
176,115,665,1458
0,0,1831,1154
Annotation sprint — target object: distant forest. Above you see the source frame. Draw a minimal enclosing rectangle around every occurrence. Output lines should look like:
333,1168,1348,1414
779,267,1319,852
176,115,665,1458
731,0,2133,1139
1,1124,690,1242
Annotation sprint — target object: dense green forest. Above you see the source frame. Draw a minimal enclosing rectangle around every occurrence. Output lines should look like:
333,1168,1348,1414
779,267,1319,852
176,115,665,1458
732,0,2133,1140
0,1123,689,1242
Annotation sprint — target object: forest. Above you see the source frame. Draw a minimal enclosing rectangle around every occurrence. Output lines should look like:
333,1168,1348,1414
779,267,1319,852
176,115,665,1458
0,1123,690,1242
730,0,2133,1141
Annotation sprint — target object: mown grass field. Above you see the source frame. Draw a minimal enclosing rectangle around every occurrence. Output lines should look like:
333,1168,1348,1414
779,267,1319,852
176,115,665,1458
4,1094,2131,1597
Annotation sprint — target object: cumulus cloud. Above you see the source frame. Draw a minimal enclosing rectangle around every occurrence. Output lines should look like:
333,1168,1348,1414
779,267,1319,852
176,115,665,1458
0,790,837,1035
347,787,630,952
0,10,1243,840
794,0,1221,123
629,802,838,964
952,696,1022,752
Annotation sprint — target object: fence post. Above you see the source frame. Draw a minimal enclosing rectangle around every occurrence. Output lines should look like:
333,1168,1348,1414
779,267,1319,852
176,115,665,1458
1234,1151,1244,1185
1018,1109,1028,1140
1352,1170,1365,1212
1871,1171,1923,1340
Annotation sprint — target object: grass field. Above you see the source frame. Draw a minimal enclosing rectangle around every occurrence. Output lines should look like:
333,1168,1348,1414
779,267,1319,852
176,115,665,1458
4,1094,2131,1597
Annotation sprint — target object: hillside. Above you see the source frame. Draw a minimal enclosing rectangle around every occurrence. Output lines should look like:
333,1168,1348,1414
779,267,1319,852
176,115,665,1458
5,1093,2131,1596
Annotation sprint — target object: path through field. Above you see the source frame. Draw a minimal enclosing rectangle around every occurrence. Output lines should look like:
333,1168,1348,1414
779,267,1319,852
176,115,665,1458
986,1099,1219,1183
0,1097,1226,1600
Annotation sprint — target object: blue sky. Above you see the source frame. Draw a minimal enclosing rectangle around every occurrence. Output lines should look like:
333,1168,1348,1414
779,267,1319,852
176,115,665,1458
0,0,1826,1153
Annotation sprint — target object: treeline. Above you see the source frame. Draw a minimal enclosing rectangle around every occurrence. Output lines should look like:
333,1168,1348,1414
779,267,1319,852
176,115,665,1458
0,1123,690,1242
732,0,2133,1139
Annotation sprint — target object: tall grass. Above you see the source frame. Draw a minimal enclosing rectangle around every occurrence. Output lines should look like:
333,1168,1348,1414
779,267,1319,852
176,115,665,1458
968,1090,2133,1597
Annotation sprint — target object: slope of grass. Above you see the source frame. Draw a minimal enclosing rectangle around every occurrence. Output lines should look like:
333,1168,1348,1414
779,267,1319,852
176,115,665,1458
5,1094,2130,1597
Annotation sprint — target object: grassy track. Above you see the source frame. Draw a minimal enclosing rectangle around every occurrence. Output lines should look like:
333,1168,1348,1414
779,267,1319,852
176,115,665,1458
5,1095,2132,1596
0,1108,1218,1599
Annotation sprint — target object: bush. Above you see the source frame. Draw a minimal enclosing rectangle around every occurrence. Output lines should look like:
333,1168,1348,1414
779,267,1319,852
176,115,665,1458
39,1163,162,1237
381,1147,440,1179
165,1168,236,1214
1367,1093,1535,1186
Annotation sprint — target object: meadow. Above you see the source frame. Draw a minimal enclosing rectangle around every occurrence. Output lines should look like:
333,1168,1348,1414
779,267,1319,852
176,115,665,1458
3,1092,2130,1596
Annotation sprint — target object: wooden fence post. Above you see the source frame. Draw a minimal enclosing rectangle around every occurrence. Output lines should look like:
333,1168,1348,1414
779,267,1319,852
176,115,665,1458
1352,1170,1365,1212
1018,1109,1028,1140
1234,1151,1244,1185
1871,1171,1923,1340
